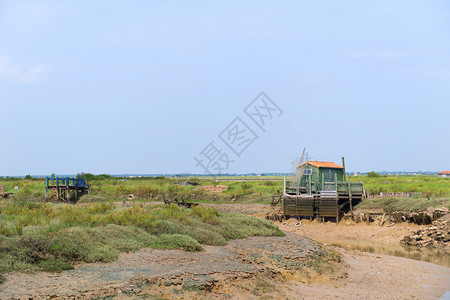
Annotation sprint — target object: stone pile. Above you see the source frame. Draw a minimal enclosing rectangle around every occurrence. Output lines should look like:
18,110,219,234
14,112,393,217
392,206,448,225
401,214,449,249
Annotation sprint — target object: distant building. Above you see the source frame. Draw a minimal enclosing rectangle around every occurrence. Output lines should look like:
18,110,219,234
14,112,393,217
439,171,450,178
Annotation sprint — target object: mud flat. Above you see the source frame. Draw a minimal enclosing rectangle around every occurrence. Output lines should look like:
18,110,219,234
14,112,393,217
287,247,450,300
1,230,449,299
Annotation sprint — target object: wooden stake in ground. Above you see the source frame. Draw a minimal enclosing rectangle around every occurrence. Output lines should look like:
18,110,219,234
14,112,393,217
380,213,386,226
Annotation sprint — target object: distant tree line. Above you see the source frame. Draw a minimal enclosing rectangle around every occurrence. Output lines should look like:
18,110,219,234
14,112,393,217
76,173,112,181
367,171,380,178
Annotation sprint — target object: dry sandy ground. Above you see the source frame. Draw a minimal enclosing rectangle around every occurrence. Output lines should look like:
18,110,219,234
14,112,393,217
276,217,450,267
285,247,450,300
282,218,415,245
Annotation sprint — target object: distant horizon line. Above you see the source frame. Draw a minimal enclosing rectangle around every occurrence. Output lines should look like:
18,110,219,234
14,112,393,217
0,171,444,178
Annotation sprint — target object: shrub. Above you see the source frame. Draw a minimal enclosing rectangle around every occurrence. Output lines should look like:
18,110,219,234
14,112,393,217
49,225,157,262
367,171,380,178
150,234,202,252
134,186,158,199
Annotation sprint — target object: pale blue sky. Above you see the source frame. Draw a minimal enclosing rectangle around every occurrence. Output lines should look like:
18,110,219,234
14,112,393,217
1,0,449,176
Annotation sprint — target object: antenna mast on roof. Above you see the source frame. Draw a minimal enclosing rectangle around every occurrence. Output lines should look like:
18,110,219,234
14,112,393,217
292,147,307,195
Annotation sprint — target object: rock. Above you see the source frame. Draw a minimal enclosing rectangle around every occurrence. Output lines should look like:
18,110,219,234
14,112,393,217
182,275,215,291
409,240,418,246
401,214,449,249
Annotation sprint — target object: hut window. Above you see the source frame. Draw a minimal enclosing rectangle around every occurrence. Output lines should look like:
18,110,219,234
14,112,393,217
323,169,335,182
304,169,312,175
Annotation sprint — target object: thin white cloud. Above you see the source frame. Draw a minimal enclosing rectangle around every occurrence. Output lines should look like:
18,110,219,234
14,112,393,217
0,53,51,84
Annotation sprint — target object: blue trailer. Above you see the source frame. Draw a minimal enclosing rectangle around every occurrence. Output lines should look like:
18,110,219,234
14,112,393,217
45,177,91,202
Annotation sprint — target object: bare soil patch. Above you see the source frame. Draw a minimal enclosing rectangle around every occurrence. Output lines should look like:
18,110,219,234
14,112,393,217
195,185,228,193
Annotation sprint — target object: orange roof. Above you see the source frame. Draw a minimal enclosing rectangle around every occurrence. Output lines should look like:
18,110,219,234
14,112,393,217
439,171,450,175
297,160,344,169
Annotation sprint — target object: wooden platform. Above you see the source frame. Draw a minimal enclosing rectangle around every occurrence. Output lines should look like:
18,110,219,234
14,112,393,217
282,191,363,222
283,195,315,217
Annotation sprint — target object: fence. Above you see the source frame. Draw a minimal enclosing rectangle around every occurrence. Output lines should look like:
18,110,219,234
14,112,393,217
366,192,423,199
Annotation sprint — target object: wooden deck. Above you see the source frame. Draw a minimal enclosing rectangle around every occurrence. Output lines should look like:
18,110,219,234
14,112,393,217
282,190,364,222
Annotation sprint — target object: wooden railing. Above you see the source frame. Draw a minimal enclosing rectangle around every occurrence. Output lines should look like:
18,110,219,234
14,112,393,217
287,181,364,193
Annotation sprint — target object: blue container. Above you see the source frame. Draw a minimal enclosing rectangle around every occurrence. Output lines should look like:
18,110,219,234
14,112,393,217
74,178,86,188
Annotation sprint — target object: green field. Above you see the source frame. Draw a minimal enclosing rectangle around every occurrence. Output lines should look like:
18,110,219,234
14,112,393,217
351,175,450,196
0,176,283,203
1,174,449,204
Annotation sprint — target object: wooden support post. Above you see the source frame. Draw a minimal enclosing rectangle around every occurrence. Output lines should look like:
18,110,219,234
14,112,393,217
380,213,386,226
45,187,48,201
334,172,337,191
336,193,339,223
67,188,70,203
308,173,312,195
347,177,353,215
336,170,339,223
56,188,60,201
342,157,346,181
322,172,324,189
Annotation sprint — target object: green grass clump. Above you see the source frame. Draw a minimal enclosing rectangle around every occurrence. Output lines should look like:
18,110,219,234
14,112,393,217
49,225,157,262
36,258,74,273
150,234,202,252
219,213,284,239
77,195,108,203
0,235,74,283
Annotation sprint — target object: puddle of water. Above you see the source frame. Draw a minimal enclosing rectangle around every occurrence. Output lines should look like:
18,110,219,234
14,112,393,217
316,238,450,267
